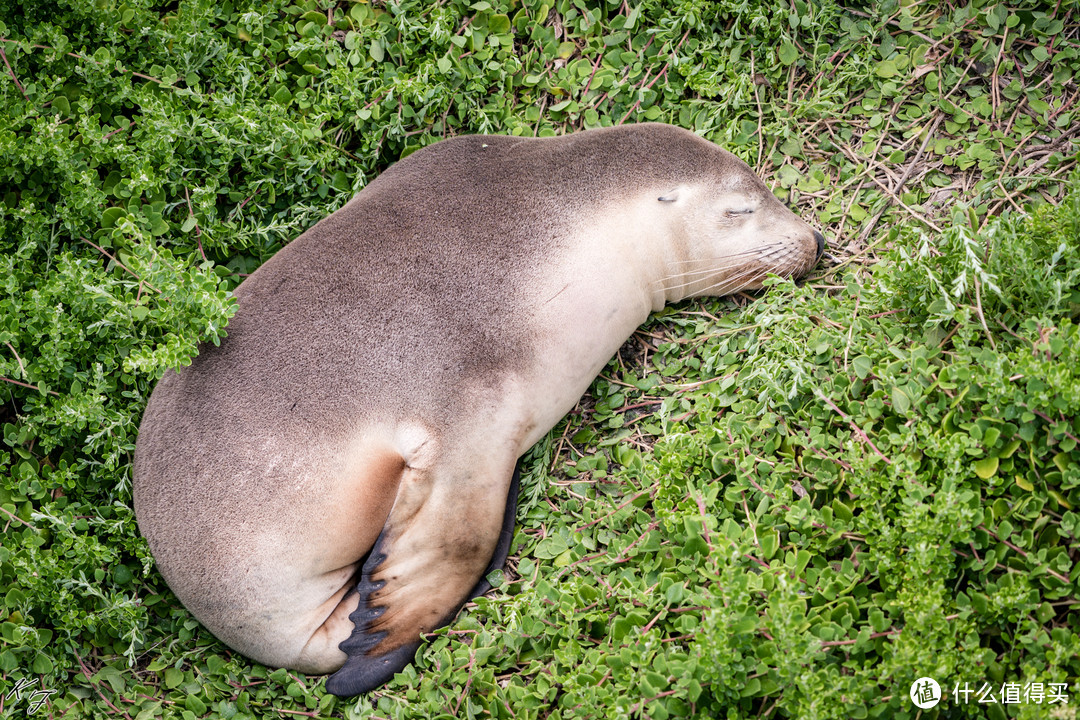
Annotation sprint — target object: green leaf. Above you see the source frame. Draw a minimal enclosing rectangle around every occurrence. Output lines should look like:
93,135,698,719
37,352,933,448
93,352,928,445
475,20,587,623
730,615,757,634
369,39,384,62
794,549,811,575
852,355,872,379
489,14,511,34
778,41,798,65
32,653,53,673
761,530,779,559
974,457,999,479
891,386,911,415
102,207,126,228
875,59,898,78
533,535,568,559
164,667,184,688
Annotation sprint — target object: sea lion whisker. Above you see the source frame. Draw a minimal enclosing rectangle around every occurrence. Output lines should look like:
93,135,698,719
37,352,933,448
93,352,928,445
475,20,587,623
657,255,791,292
669,268,757,298
654,245,794,289
698,268,767,296
663,257,769,276
652,260,763,289
658,274,746,295
664,244,784,265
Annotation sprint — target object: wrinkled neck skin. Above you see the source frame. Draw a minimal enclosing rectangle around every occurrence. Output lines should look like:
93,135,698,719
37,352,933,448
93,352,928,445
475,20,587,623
516,191,702,450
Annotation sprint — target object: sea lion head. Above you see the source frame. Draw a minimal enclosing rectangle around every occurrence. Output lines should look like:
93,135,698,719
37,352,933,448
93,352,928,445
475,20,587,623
652,151,824,303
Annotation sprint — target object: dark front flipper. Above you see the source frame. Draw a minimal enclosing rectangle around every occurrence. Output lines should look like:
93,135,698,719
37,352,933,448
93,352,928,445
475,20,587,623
325,463,521,696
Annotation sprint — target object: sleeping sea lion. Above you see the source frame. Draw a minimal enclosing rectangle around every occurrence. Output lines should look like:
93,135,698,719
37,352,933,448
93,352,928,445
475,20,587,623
132,123,824,696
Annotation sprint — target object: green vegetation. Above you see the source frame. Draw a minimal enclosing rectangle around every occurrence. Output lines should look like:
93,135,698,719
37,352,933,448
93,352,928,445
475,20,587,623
1,0,1078,717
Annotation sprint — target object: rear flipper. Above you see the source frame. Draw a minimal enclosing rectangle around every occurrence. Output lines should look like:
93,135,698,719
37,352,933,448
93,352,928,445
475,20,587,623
324,463,521,696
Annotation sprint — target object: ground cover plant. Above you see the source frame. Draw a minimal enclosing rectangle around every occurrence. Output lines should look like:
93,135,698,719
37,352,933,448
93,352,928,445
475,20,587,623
1,0,1078,717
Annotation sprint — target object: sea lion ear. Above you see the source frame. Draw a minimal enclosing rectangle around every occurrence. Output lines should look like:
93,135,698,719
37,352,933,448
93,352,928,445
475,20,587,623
657,189,680,203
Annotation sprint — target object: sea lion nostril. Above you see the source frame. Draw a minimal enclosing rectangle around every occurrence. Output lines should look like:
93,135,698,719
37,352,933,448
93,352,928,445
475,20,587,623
813,230,825,259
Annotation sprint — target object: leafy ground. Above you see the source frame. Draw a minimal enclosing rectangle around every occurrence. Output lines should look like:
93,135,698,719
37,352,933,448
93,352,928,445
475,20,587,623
1,0,1079,718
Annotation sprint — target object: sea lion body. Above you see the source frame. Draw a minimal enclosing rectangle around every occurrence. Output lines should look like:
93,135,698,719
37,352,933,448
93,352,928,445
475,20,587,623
133,123,823,695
